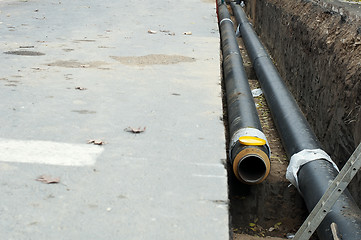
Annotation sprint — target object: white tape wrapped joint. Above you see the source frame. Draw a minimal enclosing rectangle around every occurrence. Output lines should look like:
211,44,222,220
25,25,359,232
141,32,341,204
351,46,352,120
286,149,339,191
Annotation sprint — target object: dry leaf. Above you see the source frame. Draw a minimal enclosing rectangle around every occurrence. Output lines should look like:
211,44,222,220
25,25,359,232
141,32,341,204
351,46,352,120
124,126,146,134
183,31,192,35
148,30,157,34
75,86,87,90
274,222,282,229
88,139,105,145
36,175,60,184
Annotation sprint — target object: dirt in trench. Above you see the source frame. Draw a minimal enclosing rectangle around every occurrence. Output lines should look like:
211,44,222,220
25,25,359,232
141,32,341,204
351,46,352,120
234,234,286,240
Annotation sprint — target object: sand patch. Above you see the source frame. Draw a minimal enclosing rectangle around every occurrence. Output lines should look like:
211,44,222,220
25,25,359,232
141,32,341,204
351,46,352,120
110,54,196,66
46,60,108,68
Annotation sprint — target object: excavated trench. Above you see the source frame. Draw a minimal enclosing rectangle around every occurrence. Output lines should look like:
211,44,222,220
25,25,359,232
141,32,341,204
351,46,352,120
244,0,361,202
220,0,361,239
222,17,311,240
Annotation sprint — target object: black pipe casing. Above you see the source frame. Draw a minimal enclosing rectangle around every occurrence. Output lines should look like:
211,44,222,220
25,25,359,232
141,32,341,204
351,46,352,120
231,2,321,157
218,3,270,184
219,3,262,135
298,160,361,240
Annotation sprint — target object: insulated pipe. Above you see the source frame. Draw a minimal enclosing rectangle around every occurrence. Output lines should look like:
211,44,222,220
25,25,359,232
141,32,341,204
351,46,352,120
230,2,361,239
217,2,270,184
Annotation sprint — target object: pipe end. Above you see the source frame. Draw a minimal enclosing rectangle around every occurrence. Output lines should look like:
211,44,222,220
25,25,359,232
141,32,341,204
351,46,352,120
233,147,270,184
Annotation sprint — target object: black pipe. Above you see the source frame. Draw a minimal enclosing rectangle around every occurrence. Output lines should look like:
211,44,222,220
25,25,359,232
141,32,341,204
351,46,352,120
217,2,270,184
230,2,361,239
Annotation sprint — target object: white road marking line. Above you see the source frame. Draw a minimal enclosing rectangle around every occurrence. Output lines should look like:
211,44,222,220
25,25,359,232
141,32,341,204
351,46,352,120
0,138,104,166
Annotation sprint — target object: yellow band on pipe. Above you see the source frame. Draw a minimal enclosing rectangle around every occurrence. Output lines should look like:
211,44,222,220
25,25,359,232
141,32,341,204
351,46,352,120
238,136,266,146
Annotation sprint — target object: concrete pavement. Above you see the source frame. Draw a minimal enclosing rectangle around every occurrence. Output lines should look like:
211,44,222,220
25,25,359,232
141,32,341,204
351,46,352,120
0,0,228,239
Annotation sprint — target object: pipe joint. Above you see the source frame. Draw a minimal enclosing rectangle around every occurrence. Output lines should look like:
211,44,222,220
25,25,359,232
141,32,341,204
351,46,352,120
219,18,233,25
286,149,338,191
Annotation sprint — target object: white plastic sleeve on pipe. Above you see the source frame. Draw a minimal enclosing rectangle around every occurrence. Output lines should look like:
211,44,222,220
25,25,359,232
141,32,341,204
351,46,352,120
286,149,339,191
229,127,271,158
219,18,233,25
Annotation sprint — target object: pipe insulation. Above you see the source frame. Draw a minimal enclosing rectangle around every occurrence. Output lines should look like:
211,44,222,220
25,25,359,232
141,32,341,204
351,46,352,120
230,2,361,239
217,2,270,184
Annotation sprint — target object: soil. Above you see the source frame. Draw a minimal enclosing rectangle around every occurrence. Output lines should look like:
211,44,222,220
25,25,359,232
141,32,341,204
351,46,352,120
234,234,286,240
